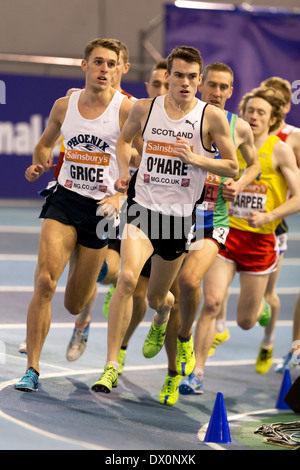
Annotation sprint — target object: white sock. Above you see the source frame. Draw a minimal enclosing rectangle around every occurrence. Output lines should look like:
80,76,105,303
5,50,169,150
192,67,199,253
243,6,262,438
215,319,226,334
261,335,274,349
106,361,119,371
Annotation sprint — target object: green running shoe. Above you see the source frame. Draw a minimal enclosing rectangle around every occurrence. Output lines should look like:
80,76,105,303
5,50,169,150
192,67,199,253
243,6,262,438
91,364,118,393
118,348,127,375
176,336,195,376
259,298,271,327
159,374,182,406
102,285,115,319
142,317,168,358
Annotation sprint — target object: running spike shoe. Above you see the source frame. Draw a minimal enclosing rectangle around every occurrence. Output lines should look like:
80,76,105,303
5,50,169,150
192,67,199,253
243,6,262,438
91,364,118,393
14,368,39,392
159,374,182,406
142,317,168,358
66,322,90,362
176,336,195,376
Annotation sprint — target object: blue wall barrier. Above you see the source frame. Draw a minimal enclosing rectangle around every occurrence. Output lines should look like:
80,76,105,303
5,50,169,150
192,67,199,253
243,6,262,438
0,74,146,199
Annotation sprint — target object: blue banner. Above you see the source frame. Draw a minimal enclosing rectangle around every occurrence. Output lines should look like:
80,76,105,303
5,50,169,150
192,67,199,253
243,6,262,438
165,5,300,126
0,74,146,199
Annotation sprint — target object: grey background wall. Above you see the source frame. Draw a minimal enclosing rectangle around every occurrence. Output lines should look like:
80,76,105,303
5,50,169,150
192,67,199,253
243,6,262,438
1,0,299,81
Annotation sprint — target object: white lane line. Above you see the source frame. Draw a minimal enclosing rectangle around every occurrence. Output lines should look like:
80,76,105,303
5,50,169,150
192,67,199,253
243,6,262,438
0,320,293,330
197,408,283,450
0,362,287,451
0,409,108,450
0,226,40,233
0,285,299,295
0,285,109,293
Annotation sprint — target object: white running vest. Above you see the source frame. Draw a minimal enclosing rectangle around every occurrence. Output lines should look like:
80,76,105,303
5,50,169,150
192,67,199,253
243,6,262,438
132,95,215,216
58,89,125,200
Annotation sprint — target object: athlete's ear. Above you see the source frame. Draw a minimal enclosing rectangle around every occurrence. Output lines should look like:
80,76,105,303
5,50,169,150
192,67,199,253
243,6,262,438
198,75,203,93
269,115,277,129
81,59,87,72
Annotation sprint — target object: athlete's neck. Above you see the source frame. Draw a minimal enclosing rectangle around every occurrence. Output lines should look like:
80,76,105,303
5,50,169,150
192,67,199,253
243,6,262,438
254,130,270,150
165,94,198,118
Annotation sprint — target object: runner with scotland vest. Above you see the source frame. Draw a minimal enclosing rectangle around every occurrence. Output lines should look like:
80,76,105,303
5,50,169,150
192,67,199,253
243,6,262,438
14,38,142,393
91,46,239,394
158,62,260,403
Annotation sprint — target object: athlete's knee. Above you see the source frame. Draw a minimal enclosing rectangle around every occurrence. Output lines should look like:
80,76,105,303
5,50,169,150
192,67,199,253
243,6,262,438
178,270,201,296
237,316,255,331
64,297,87,316
147,290,174,313
117,268,138,296
35,271,57,300
202,293,223,318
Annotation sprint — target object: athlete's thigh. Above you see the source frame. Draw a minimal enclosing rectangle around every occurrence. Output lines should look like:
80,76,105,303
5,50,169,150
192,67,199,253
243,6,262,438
202,254,236,303
182,239,220,282
147,254,185,299
37,218,77,282
120,224,154,279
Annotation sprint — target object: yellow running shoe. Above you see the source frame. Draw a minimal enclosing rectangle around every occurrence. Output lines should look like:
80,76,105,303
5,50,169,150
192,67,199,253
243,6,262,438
255,346,273,374
176,336,195,376
91,364,118,393
142,317,168,358
208,328,230,357
159,374,182,406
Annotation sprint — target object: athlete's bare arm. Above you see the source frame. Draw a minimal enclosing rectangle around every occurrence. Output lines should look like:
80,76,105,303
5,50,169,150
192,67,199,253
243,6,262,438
286,130,300,167
174,105,239,177
245,140,300,227
115,99,151,193
25,97,69,182
97,96,143,215
222,118,261,202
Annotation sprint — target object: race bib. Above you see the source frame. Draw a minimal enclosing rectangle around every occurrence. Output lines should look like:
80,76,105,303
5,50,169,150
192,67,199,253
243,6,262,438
142,140,192,188
197,172,221,212
63,149,110,192
229,181,268,218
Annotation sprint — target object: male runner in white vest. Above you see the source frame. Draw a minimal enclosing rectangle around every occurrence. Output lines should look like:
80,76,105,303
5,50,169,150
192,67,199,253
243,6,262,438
92,46,239,394
14,38,141,393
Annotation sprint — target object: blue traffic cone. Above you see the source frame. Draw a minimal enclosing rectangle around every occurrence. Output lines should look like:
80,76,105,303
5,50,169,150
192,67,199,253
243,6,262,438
204,392,231,443
275,369,292,410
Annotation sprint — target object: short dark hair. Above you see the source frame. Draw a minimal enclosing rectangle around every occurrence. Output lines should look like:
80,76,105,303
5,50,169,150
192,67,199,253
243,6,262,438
202,62,234,86
167,46,203,75
84,38,120,61
239,86,285,132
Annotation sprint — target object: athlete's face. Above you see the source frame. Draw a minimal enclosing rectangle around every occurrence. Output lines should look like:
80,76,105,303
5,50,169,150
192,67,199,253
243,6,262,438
199,70,233,110
166,59,201,104
145,68,169,98
242,97,275,136
82,46,118,91
111,50,130,89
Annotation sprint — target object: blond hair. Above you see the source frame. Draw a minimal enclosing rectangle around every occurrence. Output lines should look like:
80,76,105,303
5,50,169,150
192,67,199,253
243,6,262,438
239,86,285,132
